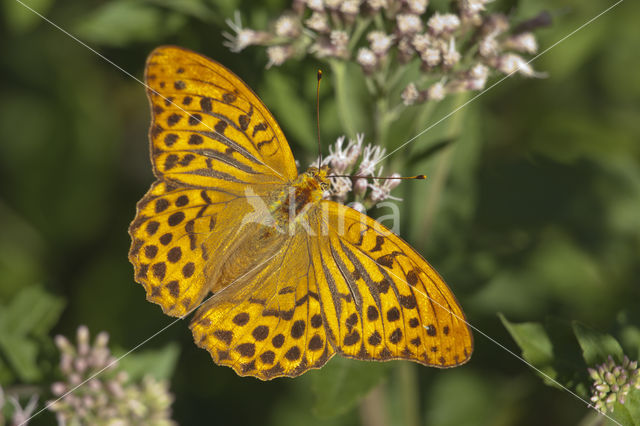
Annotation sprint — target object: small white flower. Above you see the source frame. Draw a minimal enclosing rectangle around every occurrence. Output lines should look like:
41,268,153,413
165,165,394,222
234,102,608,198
354,178,369,197
483,13,509,37
9,394,39,426
306,0,325,12
275,15,300,38
404,0,429,14
427,81,446,100
466,63,489,89
401,83,420,105
478,36,499,57
350,201,367,214
266,45,292,68
369,175,403,203
420,47,441,67
348,135,364,162
357,48,378,73
305,11,329,32
442,38,461,67
397,37,415,60
493,53,546,77
503,32,538,54
331,30,349,49
427,13,461,35
412,33,433,52
340,0,361,16
396,14,423,35
223,29,257,52
326,136,348,173
358,145,386,176
223,12,270,52
323,135,364,174
367,31,394,56
330,176,353,201
460,0,493,18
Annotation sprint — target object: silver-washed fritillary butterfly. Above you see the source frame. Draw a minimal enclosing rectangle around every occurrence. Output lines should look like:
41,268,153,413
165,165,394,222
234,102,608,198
129,46,473,380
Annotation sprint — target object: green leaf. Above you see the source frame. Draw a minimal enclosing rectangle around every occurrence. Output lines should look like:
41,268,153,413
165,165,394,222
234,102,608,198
116,343,180,382
310,356,391,418
145,0,214,21
616,387,640,425
329,60,367,139
1,0,55,34
75,1,186,47
0,286,64,382
500,315,592,392
0,285,65,338
500,313,556,378
620,326,640,360
0,334,40,382
573,322,624,366
262,71,316,152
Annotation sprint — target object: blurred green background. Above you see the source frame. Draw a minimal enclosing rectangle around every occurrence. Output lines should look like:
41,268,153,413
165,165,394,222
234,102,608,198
1,0,639,425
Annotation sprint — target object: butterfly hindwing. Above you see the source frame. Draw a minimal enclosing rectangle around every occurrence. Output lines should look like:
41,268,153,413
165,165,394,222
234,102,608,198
312,202,473,367
129,181,255,316
190,231,335,379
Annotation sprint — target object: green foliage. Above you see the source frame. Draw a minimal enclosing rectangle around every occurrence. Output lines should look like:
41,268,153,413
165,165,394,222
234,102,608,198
75,1,188,47
503,315,640,424
1,0,55,34
116,343,181,383
309,356,392,418
0,286,64,383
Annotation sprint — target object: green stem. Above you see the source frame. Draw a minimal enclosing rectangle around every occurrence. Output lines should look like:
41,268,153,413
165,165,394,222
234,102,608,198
348,17,372,51
375,96,389,148
398,362,420,426
329,60,358,138
408,101,437,156
416,93,470,245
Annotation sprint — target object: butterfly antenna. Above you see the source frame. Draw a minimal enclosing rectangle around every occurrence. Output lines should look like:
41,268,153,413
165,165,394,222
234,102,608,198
316,69,323,167
329,174,427,180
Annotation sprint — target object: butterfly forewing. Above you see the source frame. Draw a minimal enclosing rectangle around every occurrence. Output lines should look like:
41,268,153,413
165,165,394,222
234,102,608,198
130,46,299,318
312,202,473,367
145,46,298,192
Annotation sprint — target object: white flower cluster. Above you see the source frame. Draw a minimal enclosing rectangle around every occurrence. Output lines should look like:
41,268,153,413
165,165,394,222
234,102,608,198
588,355,640,414
223,0,548,104
47,326,175,425
312,134,402,210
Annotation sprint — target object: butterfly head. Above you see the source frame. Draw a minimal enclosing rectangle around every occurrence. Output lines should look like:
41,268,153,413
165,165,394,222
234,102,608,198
304,165,331,193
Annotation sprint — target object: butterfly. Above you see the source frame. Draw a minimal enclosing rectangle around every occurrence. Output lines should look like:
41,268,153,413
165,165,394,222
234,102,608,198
129,46,473,380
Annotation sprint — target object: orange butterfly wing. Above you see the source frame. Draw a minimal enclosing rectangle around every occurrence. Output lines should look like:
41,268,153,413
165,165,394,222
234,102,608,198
145,45,297,190
310,202,473,367
129,46,297,317
190,230,336,379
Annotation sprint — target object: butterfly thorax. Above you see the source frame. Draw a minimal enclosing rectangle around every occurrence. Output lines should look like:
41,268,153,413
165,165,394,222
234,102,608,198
212,167,329,292
269,166,330,230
